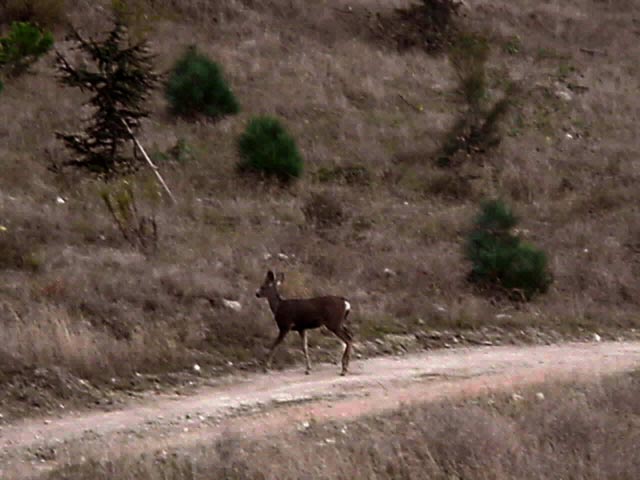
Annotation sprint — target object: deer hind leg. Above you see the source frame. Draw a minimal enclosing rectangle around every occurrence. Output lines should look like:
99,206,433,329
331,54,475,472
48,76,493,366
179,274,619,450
265,329,288,371
299,330,311,374
333,326,353,376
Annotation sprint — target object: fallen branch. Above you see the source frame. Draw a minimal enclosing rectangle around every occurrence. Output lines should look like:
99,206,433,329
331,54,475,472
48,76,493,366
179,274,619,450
332,6,354,14
182,293,220,308
122,119,177,205
580,47,606,56
399,94,423,112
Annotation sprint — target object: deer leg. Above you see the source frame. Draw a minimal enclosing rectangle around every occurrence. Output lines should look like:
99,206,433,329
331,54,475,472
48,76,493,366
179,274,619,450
299,330,311,374
265,329,288,371
333,326,353,376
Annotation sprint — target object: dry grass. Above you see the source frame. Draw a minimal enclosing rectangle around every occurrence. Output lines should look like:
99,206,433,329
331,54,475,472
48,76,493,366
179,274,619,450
41,370,640,480
1,0,640,413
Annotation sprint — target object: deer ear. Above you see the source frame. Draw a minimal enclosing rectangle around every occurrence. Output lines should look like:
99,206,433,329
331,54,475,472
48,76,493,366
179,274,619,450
266,270,275,281
276,272,284,285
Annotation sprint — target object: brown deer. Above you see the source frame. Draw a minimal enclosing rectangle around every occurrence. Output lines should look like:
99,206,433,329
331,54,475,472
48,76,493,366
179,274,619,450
255,270,353,375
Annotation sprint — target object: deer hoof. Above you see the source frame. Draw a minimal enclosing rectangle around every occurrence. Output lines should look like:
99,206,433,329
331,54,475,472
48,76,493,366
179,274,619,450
340,370,348,376
305,369,311,375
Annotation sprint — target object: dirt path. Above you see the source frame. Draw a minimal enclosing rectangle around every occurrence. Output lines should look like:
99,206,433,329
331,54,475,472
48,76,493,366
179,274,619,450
3,341,640,478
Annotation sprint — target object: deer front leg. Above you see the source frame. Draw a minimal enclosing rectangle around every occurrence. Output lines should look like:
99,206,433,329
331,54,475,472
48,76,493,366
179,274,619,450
299,330,311,374
265,329,288,372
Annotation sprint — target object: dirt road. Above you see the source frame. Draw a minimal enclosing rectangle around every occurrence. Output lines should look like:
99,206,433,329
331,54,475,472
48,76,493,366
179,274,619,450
3,341,640,478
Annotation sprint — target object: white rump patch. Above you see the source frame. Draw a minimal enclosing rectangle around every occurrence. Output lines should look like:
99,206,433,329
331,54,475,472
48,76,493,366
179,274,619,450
344,300,351,312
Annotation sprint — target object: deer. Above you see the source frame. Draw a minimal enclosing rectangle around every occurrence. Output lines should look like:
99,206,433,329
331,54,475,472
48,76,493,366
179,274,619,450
255,270,354,376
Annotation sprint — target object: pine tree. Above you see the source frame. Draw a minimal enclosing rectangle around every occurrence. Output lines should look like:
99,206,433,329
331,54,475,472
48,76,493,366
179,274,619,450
55,20,158,179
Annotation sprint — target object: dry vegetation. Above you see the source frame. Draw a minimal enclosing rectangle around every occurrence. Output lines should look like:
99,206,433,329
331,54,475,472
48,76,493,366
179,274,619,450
1,0,640,415
41,370,640,479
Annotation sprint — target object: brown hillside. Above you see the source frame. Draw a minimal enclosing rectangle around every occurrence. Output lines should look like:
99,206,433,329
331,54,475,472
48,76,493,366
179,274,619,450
0,0,639,417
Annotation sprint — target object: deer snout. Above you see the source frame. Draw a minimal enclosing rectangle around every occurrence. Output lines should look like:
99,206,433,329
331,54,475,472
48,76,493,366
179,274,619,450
255,290,261,298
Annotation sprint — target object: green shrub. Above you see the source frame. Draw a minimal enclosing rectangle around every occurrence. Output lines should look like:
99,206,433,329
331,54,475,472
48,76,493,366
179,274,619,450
165,46,239,119
237,116,303,181
465,199,552,299
0,21,53,76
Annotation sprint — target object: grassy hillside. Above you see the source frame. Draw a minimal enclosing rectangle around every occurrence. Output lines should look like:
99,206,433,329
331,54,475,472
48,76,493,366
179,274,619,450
1,0,639,415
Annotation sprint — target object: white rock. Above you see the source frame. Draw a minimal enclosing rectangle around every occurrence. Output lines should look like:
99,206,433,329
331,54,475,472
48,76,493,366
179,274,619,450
325,437,336,444
55,196,66,204
383,268,396,277
277,253,289,260
263,253,272,260
222,299,242,311
511,393,524,402
298,421,311,431
593,333,602,342
495,313,512,319
565,133,573,139
555,89,572,101
193,364,201,373
535,392,545,401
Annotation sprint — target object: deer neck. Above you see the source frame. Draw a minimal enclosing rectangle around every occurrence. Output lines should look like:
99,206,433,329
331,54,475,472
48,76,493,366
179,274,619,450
266,289,282,316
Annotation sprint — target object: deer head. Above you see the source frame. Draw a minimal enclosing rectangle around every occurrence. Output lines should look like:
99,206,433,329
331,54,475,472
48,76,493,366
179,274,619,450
255,270,284,298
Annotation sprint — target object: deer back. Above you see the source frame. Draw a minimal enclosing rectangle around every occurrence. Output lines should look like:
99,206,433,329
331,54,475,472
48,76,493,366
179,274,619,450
276,296,348,331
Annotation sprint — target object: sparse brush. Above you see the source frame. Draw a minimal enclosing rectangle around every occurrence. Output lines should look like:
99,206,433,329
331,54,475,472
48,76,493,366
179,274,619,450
388,0,462,53
165,46,239,119
1,0,66,28
0,21,53,76
316,164,371,186
237,115,303,181
466,199,552,299
302,191,346,229
99,179,158,253
449,32,490,110
437,33,516,167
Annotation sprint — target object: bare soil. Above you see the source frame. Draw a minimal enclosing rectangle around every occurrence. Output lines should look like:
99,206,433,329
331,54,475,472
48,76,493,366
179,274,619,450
2,341,639,479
